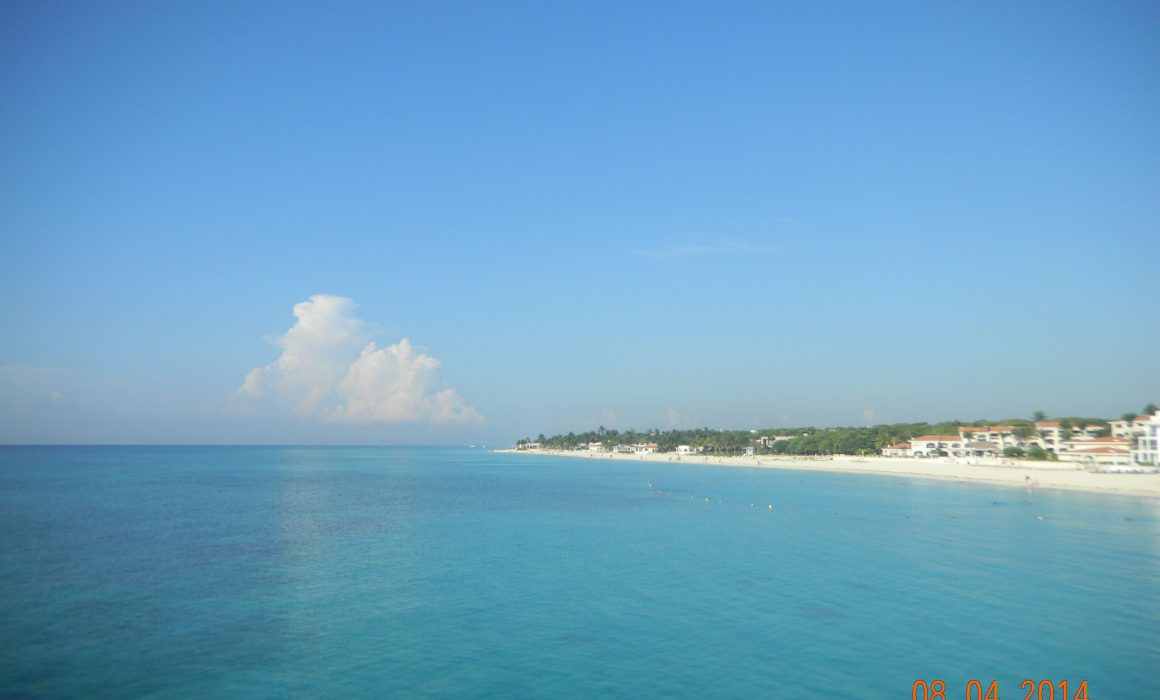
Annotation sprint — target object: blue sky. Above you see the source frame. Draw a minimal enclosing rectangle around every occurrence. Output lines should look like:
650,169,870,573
2,1,1157,444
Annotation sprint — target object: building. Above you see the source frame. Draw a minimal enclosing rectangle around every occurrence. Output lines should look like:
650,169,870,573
1053,436,1132,465
962,441,1001,458
881,443,911,458
1033,421,1064,453
908,435,962,457
1131,412,1160,466
958,426,1018,451
1111,415,1153,439
587,442,604,452
634,443,658,455
880,416,1148,460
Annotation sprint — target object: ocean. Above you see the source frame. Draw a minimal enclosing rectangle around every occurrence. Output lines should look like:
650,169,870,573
1,446,1156,698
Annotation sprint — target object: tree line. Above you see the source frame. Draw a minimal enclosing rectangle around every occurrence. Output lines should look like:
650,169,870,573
517,404,1156,457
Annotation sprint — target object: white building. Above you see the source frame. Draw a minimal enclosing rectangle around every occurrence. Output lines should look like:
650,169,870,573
1131,412,1160,466
1110,415,1152,439
1053,436,1131,465
633,443,658,455
909,435,962,457
587,442,604,452
1032,421,1065,453
958,426,1019,451
881,443,911,458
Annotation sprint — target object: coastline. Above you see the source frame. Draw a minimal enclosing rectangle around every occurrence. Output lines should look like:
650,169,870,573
496,449,1160,498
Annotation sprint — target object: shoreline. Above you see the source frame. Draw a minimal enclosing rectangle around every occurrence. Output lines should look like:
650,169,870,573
496,449,1160,499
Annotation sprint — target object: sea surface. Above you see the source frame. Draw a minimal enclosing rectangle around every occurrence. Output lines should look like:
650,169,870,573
1,446,1157,698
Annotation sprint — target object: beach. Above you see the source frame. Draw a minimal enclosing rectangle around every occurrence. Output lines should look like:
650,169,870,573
500,449,1160,498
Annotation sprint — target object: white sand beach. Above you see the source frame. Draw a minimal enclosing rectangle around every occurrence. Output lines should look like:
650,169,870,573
499,449,1160,498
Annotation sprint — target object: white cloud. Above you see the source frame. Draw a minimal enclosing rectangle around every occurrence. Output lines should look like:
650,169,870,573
330,339,482,424
239,295,482,424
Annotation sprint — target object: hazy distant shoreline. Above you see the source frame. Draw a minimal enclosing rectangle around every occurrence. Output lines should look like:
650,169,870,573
498,449,1160,498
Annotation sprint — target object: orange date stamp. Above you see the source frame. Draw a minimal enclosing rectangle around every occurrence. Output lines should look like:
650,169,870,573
912,679,1089,700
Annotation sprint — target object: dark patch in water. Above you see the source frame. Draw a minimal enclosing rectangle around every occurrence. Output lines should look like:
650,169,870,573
799,604,845,621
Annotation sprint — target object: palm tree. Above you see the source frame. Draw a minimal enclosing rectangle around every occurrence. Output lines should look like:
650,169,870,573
1032,410,1048,424
1145,403,1158,416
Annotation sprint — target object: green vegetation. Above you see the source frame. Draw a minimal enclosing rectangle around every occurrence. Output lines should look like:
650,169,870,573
518,407,1152,457
519,417,1065,457
1026,445,1052,461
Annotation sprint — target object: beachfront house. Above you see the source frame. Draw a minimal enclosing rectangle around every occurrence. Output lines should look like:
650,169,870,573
957,426,1023,452
1130,412,1160,466
1032,421,1106,453
909,435,962,457
1057,445,1132,466
909,432,1005,458
1111,415,1154,439
962,441,1001,458
587,442,604,452
634,443,658,455
1056,435,1132,465
1032,421,1064,453
676,445,696,455
881,443,911,458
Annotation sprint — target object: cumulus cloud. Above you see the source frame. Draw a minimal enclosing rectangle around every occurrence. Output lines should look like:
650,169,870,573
239,295,481,424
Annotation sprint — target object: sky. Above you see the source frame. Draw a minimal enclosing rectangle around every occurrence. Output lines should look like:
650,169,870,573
1,1,1158,445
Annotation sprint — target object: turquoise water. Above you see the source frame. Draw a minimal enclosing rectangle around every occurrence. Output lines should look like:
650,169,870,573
1,446,1157,698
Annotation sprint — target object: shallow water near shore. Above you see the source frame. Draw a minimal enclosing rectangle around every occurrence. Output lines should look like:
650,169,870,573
2,446,1157,697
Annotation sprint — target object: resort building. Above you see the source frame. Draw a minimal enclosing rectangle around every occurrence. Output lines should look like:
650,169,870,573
1111,415,1154,439
881,443,911,458
1033,421,1064,453
896,423,1115,460
908,435,963,457
633,443,658,455
957,426,1018,451
587,442,604,452
1031,422,1107,454
1051,436,1131,465
757,435,797,448
1131,412,1160,466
